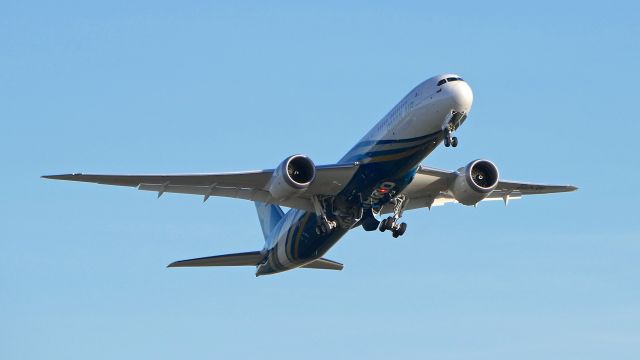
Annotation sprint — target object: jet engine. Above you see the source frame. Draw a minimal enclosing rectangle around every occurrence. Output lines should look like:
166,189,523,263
451,159,499,205
267,155,316,200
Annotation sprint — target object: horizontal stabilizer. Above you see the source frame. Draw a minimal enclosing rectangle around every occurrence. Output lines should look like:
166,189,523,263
168,251,263,267
301,258,344,271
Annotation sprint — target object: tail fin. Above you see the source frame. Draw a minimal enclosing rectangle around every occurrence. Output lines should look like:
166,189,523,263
254,201,284,242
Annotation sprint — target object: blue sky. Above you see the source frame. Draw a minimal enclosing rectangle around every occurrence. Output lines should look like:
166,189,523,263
1,1,639,359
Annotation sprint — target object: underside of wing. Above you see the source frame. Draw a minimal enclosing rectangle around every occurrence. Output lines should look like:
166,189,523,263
42,171,273,188
393,165,577,212
42,162,359,211
490,180,578,196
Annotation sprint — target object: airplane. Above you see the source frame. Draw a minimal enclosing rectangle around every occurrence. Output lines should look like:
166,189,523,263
43,73,577,276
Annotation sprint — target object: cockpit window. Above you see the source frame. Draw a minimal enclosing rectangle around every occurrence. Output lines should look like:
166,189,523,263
437,77,464,86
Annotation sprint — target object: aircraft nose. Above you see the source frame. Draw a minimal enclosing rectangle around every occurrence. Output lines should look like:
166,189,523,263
446,80,473,113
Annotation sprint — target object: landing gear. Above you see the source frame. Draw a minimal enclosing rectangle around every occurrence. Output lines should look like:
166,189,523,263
315,220,336,235
312,195,337,235
443,110,466,148
443,127,458,148
444,137,458,147
378,195,408,238
379,217,408,238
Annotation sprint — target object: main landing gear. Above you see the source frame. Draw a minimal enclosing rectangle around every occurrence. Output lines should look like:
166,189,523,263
379,195,408,238
312,196,337,235
316,218,337,234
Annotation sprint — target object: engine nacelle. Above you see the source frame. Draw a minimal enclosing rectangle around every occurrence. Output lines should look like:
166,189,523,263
451,159,500,206
267,155,316,200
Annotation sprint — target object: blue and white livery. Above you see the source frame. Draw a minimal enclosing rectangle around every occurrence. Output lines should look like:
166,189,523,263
44,74,577,276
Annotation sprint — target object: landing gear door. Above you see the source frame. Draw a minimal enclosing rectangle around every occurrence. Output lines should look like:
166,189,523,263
448,111,467,132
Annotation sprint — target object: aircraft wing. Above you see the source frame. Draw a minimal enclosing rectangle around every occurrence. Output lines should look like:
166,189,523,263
393,165,577,211
42,163,359,212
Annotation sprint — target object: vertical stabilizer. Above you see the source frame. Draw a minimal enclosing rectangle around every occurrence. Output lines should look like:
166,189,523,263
254,201,284,242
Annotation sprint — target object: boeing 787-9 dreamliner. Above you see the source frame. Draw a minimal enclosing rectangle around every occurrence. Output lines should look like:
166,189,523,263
44,74,577,276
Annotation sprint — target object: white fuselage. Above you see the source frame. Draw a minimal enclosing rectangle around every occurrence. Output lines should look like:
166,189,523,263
356,74,472,151
257,74,473,275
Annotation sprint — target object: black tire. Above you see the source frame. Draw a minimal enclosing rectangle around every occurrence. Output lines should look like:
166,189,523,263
444,137,450,147
451,137,458,147
398,222,407,236
392,231,400,238
387,217,395,228
379,219,387,232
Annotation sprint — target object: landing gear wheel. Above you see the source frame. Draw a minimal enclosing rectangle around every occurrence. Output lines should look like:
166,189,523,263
379,217,393,232
451,137,458,147
397,222,407,236
391,223,407,238
378,219,386,232
381,195,409,238
444,137,451,147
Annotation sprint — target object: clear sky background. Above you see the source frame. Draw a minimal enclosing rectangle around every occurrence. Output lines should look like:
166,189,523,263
2,1,639,359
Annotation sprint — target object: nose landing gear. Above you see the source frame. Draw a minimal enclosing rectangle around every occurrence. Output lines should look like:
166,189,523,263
443,127,458,148
443,110,466,148
378,195,408,238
